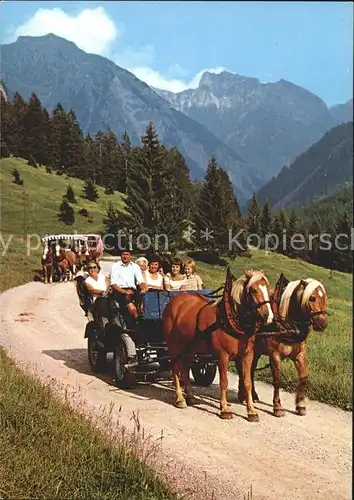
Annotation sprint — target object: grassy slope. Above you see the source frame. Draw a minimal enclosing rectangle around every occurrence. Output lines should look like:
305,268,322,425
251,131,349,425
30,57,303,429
194,249,352,410
0,157,124,290
0,349,176,500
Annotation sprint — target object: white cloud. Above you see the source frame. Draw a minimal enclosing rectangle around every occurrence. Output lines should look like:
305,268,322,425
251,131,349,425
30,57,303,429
9,6,228,93
12,7,119,55
128,66,227,93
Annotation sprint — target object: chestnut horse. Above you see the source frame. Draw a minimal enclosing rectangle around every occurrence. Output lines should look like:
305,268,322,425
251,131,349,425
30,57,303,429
162,269,274,422
41,243,56,283
236,276,328,417
56,249,77,281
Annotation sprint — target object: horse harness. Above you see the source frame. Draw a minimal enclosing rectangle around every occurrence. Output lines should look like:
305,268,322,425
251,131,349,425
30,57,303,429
171,272,327,364
171,270,272,365
256,274,326,345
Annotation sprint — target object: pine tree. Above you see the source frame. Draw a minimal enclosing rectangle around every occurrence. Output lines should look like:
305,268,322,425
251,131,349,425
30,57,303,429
156,147,192,251
83,179,99,201
22,93,49,165
139,122,166,231
286,208,299,257
10,92,27,158
260,201,272,238
65,185,76,203
271,215,284,254
118,147,151,241
277,209,288,254
117,131,132,194
308,219,322,265
1,94,16,157
98,130,120,192
84,133,99,182
194,156,245,255
194,156,220,251
279,210,288,231
48,103,65,170
216,167,245,255
64,109,85,177
11,168,24,186
246,193,261,246
288,209,298,235
334,211,352,272
58,199,75,225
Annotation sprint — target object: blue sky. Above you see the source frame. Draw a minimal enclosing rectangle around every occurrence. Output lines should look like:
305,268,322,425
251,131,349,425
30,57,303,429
1,1,352,105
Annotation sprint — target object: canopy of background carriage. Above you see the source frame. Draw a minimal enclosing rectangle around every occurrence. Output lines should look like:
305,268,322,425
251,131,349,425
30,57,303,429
41,234,89,256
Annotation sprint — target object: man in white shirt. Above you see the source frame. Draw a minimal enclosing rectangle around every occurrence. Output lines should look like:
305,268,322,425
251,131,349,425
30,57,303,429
110,247,147,322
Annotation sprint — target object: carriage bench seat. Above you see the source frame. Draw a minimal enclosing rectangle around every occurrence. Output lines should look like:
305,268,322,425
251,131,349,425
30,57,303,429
141,290,214,321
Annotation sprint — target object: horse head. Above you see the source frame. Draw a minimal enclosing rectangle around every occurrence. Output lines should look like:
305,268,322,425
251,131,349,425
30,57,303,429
43,243,55,263
299,279,328,331
279,279,328,332
229,268,273,326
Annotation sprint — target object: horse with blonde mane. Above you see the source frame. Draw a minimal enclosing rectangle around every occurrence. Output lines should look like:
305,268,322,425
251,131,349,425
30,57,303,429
162,268,274,422
236,275,328,417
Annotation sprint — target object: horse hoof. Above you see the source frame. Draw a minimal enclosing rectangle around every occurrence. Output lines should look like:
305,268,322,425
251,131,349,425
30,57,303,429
274,409,285,418
296,406,306,416
186,396,197,406
175,400,187,409
247,413,259,423
220,411,233,420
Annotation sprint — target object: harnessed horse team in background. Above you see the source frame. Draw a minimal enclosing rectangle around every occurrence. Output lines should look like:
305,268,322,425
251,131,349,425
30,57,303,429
41,234,104,283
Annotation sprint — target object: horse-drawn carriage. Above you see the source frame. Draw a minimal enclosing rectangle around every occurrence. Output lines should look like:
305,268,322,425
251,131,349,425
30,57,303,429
76,267,328,422
41,234,89,282
75,276,218,388
41,233,104,282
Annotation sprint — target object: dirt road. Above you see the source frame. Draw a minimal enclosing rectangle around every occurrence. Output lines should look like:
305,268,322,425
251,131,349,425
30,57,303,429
0,262,351,500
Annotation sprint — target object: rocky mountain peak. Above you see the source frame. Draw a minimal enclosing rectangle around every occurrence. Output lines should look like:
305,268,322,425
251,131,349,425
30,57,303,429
198,71,260,96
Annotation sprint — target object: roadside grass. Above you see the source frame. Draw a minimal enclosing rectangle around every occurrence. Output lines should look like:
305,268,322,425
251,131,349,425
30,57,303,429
191,248,352,411
0,157,125,290
0,348,177,500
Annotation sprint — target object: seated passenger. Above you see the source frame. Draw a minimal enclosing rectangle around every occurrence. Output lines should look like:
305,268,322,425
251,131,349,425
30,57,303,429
180,259,203,290
83,260,111,327
110,247,147,321
143,254,165,291
84,260,109,300
135,256,148,272
163,257,186,291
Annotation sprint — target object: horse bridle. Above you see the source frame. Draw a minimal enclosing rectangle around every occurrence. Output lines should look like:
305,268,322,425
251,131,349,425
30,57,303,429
273,280,326,328
298,280,327,323
244,285,272,315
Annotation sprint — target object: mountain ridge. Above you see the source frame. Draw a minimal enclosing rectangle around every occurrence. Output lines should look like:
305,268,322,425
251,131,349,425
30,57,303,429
1,34,263,203
153,71,352,181
255,121,353,211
